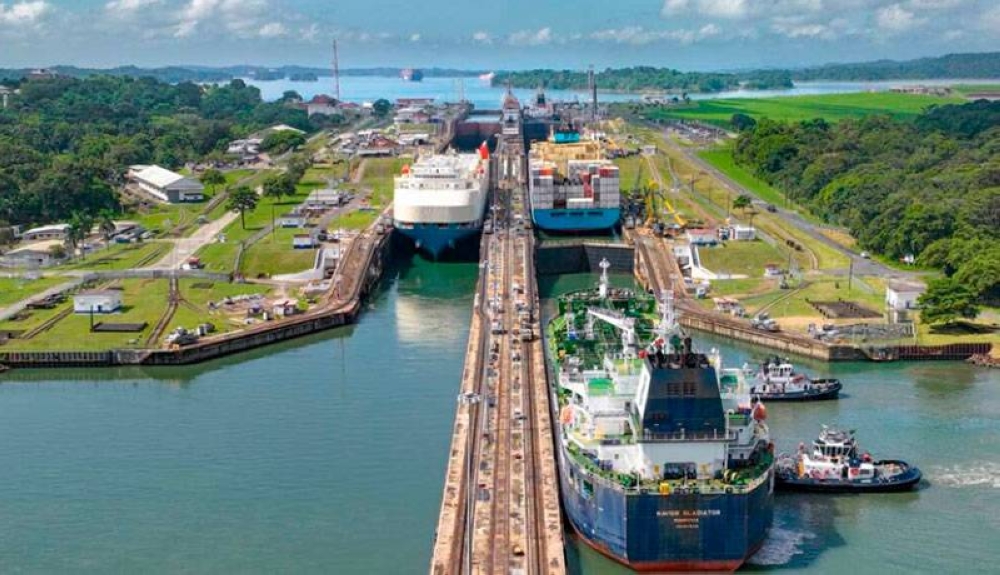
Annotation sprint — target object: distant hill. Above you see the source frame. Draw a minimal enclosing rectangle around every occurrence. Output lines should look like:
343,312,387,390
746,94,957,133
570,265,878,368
2,52,997,87
791,52,1000,81
0,65,483,85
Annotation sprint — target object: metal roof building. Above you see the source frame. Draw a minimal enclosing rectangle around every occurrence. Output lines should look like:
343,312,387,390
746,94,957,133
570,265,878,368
128,165,205,203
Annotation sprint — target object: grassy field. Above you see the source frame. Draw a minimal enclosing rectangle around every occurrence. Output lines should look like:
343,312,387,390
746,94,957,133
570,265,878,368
361,157,409,207
329,210,378,231
0,276,67,307
697,241,787,278
697,146,789,212
613,156,646,196
952,84,1000,96
646,92,962,125
194,175,313,272
171,280,274,334
0,279,168,350
57,242,167,271
239,227,318,277
633,127,851,270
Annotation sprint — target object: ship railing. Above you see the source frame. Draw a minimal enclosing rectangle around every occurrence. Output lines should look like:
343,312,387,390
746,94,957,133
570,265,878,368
565,445,770,495
640,428,738,442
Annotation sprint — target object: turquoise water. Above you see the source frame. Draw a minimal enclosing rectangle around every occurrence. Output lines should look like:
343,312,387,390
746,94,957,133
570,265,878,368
0,257,477,574
1,267,998,573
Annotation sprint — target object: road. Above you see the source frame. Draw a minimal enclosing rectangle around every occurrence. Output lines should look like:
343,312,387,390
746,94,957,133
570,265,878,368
146,211,239,270
661,129,919,279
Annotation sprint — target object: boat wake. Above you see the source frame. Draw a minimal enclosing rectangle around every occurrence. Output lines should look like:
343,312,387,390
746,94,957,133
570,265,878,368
747,525,815,566
928,462,1000,489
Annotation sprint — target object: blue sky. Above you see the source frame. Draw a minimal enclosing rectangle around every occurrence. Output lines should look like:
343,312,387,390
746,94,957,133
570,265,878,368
1,0,998,70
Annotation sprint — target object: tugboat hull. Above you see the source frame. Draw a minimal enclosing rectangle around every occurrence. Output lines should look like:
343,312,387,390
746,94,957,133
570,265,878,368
777,461,921,493
753,380,842,402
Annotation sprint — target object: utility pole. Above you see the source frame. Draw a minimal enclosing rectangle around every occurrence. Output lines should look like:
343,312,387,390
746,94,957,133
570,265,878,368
847,258,854,295
332,39,341,102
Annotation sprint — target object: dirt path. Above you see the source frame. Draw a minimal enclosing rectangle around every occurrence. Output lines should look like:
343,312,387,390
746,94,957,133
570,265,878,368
146,211,239,270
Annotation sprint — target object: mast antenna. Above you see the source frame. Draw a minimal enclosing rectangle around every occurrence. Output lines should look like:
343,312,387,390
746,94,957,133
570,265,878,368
332,39,341,101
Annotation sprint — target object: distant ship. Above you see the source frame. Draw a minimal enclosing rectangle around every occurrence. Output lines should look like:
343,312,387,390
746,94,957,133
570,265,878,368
400,68,424,82
549,269,775,570
479,71,496,84
528,124,621,232
392,147,489,258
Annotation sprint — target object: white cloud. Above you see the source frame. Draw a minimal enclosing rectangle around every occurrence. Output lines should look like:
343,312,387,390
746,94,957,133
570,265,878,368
471,30,492,44
507,27,551,46
876,3,925,33
175,0,272,38
663,0,824,19
257,22,286,38
589,23,720,45
105,0,161,12
300,23,319,42
0,1,51,26
409,32,420,42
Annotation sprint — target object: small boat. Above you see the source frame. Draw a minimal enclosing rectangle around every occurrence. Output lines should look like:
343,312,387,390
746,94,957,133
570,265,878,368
746,357,842,401
775,427,921,493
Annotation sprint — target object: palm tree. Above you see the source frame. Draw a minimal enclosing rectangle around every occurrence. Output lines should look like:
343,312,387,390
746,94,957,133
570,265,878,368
98,208,117,245
66,211,94,260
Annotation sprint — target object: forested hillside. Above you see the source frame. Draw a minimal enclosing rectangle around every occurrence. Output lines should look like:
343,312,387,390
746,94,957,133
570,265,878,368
732,100,1000,300
499,67,793,93
0,76,316,227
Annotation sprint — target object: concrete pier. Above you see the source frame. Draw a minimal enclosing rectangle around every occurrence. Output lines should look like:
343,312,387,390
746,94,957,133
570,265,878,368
431,140,565,574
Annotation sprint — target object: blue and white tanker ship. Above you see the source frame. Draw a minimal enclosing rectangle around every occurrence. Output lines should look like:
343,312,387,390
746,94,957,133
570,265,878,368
548,265,775,571
393,149,489,259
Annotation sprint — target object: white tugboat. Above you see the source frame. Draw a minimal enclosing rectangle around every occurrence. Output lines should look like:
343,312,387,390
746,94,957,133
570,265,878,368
746,357,842,401
775,426,921,492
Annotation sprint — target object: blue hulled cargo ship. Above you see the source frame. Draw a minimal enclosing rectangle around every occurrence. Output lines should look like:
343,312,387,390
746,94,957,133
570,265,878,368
548,264,774,571
528,127,621,233
393,149,489,259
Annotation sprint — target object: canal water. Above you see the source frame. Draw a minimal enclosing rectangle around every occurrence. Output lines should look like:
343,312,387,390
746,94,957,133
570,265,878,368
245,75,990,110
1,265,998,573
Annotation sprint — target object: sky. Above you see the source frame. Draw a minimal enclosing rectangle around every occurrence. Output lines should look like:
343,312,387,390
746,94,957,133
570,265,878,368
0,0,999,71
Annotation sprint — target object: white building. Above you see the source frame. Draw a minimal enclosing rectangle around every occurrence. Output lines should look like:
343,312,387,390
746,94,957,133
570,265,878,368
73,290,123,314
292,234,317,249
304,189,346,210
128,165,205,203
21,223,69,242
0,240,65,268
886,280,925,311
278,213,307,228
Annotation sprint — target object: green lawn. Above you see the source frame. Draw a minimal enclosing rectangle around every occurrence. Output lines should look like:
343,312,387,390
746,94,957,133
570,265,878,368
171,280,274,334
738,276,886,320
0,276,67,307
951,84,1000,97
195,178,310,271
698,240,787,277
698,146,788,211
239,227,318,277
129,202,204,236
646,92,963,125
614,156,646,195
361,157,409,207
707,277,777,298
329,210,378,230
57,242,167,271
0,279,169,350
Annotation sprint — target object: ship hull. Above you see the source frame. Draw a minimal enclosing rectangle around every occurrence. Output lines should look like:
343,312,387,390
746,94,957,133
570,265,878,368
531,207,619,232
393,222,480,259
777,461,921,493
558,448,773,571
